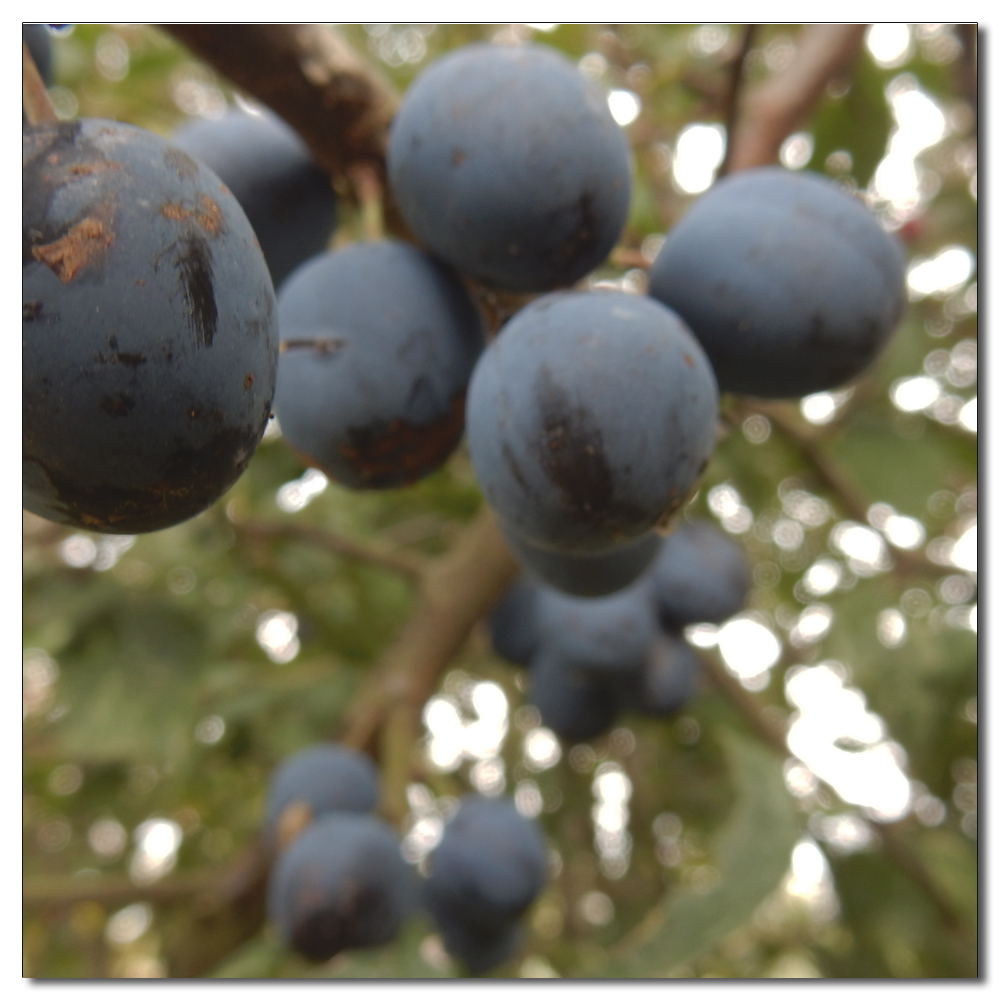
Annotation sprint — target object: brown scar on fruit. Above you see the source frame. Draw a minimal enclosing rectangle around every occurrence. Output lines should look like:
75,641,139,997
244,373,254,389
70,160,122,176
32,218,114,282
161,194,223,234
339,394,466,487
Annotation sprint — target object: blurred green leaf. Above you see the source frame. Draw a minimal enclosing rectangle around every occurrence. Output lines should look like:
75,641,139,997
605,731,801,976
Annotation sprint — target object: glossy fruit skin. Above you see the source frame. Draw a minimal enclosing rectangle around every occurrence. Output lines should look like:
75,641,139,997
529,648,620,742
173,107,336,288
23,120,278,533
489,578,541,667
466,291,719,554
648,166,907,398
648,519,751,627
503,522,663,598
535,582,659,678
264,744,379,843
273,240,484,489
388,42,632,292
424,794,548,962
268,812,416,962
618,630,701,716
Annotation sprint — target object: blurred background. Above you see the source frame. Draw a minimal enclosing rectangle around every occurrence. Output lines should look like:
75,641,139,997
23,23,977,979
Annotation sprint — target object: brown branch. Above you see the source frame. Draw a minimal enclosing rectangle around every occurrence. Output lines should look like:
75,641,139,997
339,508,519,815
161,25,409,236
23,870,219,910
717,25,758,177
233,520,425,581
726,25,867,173
23,39,57,125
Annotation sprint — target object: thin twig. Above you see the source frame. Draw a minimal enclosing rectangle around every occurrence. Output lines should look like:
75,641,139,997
233,520,425,581
350,163,385,242
340,508,519,812
22,40,58,125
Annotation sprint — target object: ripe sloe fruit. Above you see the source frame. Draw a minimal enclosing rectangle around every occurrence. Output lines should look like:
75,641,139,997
268,812,417,962
23,120,278,533
648,520,751,627
535,582,659,678
489,578,541,667
426,909,523,976
273,240,484,489
388,42,632,292
529,648,620,742
618,630,701,716
466,291,718,554
648,166,907,398
424,794,547,946
503,522,663,597
264,743,379,845
173,106,336,288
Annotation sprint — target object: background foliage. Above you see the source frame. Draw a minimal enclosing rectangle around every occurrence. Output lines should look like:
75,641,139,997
22,23,977,979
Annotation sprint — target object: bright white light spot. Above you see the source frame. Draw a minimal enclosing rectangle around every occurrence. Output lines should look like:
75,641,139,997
89,818,127,858
708,483,741,518
867,25,914,68
780,132,814,170
722,506,754,534
401,814,444,862
688,24,730,56
801,558,842,597
830,522,890,574
423,696,464,772
786,665,910,821
811,812,875,854
526,23,558,32
578,51,608,79
877,608,907,647
255,610,300,663
61,534,97,568
470,756,506,796
784,760,819,797
684,623,719,648
23,648,59,719
891,375,941,412
907,246,975,299
96,32,130,81
789,604,833,648
783,490,832,527
717,617,782,678
130,819,182,884
786,838,829,899
772,518,805,551
106,903,152,945
883,515,926,550
890,86,948,151
673,123,726,195
579,890,615,926
524,727,561,771
951,524,977,573
593,767,632,806
515,780,544,818
608,89,641,127
800,387,854,425
194,715,225,745
914,793,947,826
276,468,328,513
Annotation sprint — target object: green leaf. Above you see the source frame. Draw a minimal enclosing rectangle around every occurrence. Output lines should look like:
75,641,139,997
604,731,801,977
